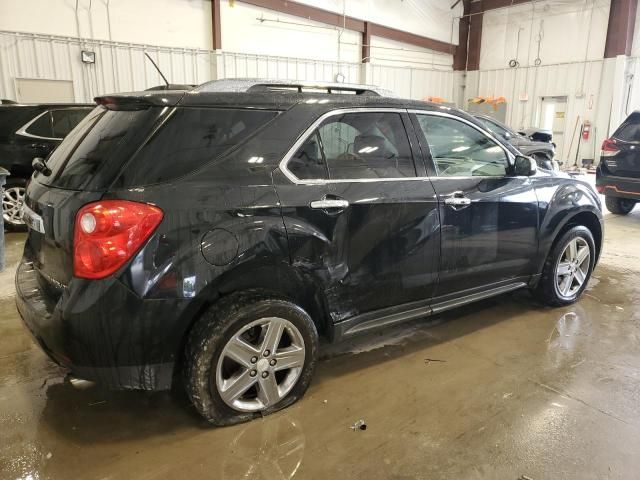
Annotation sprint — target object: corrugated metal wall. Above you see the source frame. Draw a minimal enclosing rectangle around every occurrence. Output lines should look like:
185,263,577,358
0,30,454,103
369,64,455,102
465,58,617,165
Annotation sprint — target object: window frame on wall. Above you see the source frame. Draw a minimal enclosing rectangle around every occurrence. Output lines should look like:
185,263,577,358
408,110,515,178
281,108,426,184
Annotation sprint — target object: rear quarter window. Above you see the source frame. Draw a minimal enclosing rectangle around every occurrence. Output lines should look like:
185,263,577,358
40,106,162,190
122,107,279,185
615,113,640,142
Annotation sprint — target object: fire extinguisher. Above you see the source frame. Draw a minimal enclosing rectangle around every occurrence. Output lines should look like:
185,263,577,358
582,120,591,141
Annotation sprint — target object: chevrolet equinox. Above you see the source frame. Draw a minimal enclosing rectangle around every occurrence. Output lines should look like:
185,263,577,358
16,80,603,425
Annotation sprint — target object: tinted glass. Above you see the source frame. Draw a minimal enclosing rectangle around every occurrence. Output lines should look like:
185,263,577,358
416,114,508,177
42,106,158,190
0,107,41,141
615,113,640,142
25,111,53,138
288,131,327,180
476,117,508,137
125,107,278,185
51,108,91,137
316,112,416,179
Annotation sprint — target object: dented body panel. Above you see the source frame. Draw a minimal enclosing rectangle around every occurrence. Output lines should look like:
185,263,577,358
16,90,603,390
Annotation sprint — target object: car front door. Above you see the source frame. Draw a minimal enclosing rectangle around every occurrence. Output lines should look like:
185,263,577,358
275,108,440,323
410,110,539,302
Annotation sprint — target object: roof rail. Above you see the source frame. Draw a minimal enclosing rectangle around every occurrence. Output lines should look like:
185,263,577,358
196,78,395,97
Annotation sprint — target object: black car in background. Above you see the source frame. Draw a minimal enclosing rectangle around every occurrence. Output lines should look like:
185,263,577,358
16,80,602,425
596,111,640,214
474,114,557,171
0,103,92,228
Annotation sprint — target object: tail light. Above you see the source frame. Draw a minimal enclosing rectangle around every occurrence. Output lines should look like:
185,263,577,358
601,138,620,157
74,200,163,279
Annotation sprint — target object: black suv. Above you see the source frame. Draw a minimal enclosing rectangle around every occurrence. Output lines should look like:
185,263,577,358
596,111,640,214
0,103,92,228
16,80,603,425
473,114,557,171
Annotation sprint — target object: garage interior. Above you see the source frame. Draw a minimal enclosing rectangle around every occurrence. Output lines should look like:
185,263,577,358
1,0,640,478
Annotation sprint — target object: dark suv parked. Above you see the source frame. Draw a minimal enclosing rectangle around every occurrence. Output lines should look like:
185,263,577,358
596,111,640,214
0,103,92,227
16,80,603,425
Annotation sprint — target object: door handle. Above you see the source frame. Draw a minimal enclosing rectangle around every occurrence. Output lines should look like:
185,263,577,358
444,191,471,208
29,143,48,150
310,198,349,210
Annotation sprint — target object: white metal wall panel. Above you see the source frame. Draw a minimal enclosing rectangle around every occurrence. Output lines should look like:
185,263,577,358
465,58,617,165
1,30,460,103
0,31,363,101
369,64,455,101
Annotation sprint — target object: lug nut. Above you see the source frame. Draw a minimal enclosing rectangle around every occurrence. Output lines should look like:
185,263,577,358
261,371,269,378
250,370,257,377
250,356,258,364
263,350,270,357
269,359,277,366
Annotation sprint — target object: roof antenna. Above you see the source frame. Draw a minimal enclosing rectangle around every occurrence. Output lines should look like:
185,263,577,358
144,52,170,88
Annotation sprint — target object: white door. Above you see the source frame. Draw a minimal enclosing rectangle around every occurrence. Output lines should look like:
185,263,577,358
540,96,568,163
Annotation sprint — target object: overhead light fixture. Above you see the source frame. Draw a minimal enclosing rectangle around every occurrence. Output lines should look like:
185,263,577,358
81,50,96,64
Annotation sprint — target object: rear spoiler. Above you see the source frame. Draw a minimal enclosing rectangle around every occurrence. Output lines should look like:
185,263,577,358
94,92,185,110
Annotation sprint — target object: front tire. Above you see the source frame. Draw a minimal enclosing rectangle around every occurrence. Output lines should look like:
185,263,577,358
3,178,27,231
534,225,595,307
605,196,635,215
184,291,318,426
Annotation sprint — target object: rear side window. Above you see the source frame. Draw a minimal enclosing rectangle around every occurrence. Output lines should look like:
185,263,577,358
124,107,279,185
288,112,416,181
25,111,54,138
41,106,160,190
615,113,640,142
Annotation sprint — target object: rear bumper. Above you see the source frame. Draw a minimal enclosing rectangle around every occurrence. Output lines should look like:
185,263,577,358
596,167,640,200
15,260,188,391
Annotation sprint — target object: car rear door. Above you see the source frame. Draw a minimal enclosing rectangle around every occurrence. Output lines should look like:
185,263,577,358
410,110,538,302
275,108,440,322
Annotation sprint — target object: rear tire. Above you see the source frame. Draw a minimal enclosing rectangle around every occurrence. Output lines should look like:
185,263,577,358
3,178,27,231
605,196,635,215
184,291,318,426
533,225,595,307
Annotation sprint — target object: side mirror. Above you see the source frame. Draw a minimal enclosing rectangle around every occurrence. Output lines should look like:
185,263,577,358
502,131,512,141
513,155,537,176
32,157,51,176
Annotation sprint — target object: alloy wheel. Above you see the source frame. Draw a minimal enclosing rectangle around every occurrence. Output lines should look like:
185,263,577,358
555,237,590,299
2,186,25,226
215,317,306,412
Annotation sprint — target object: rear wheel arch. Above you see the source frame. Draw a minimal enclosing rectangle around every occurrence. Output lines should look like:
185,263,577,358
171,262,330,378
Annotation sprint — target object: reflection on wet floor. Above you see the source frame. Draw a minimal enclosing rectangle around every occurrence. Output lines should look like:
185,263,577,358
2,209,640,480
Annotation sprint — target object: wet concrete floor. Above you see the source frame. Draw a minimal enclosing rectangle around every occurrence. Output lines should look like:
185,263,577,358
1,208,640,479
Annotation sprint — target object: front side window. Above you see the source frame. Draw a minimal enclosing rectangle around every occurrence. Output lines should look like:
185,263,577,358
416,114,509,177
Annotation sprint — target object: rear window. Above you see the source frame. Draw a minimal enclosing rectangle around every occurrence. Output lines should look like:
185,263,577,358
615,113,640,143
122,107,279,185
40,106,162,190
